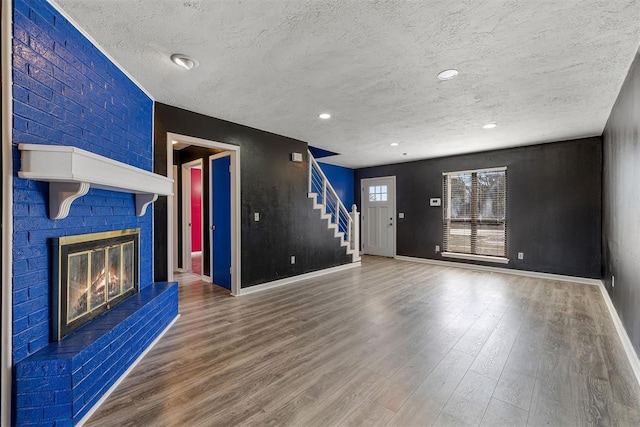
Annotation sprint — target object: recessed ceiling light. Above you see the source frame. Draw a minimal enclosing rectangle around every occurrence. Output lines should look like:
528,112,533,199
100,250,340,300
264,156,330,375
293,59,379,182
437,69,458,80
319,113,331,120
483,122,498,129
390,142,399,147
170,54,198,70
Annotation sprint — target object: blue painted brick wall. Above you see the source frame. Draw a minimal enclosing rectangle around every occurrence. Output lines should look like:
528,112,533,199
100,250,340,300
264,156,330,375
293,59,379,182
15,283,178,426
12,0,154,364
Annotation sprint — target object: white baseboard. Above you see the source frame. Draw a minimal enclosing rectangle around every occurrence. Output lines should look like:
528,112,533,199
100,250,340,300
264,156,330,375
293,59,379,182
76,314,180,426
597,281,640,388
202,275,212,283
394,255,601,286
238,262,361,296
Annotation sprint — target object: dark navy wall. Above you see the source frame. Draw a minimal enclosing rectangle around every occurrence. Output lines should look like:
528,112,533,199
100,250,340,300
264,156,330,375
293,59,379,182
318,162,354,209
153,104,352,287
355,137,602,278
12,0,153,363
602,53,640,357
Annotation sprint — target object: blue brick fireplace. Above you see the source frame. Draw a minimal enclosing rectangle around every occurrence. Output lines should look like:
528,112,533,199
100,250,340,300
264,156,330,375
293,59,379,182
11,0,179,425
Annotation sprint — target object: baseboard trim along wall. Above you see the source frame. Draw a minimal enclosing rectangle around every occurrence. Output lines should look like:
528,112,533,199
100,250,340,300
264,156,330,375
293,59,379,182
394,255,601,286
76,314,180,427
597,281,640,388
238,262,361,296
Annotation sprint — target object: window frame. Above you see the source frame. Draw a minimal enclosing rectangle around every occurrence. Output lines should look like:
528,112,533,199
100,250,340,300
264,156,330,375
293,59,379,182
441,166,509,264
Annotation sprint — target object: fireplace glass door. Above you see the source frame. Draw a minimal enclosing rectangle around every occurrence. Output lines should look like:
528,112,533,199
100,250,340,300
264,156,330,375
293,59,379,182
54,229,140,340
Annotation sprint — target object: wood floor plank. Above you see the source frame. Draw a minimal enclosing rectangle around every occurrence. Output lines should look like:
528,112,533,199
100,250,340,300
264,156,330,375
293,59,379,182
480,397,528,427
372,343,448,412
339,398,396,427
469,319,520,381
304,368,387,427
432,370,497,427
613,401,640,426
570,374,616,426
600,333,640,409
528,351,576,426
453,306,507,357
82,257,640,427
493,369,535,412
388,349,475,427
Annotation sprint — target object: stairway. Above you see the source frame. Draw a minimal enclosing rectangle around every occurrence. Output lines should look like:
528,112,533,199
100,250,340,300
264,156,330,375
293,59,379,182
307,151,360,263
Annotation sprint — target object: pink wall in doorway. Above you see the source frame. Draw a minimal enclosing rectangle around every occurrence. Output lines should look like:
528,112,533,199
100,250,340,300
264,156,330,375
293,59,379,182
191,168,202,252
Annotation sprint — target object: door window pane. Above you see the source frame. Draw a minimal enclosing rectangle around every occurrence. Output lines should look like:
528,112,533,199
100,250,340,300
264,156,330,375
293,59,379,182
369,185,388,202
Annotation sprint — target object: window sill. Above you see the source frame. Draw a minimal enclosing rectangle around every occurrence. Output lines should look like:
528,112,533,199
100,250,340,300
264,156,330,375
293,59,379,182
441,252,510,264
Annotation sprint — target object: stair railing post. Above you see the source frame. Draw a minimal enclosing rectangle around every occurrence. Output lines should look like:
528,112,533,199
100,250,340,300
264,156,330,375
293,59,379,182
350,204,361,262
322,180,327,213
307,153,312,193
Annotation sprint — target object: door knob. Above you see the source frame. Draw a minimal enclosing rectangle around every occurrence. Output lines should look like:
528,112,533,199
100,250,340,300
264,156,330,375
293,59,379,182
211,225,216,230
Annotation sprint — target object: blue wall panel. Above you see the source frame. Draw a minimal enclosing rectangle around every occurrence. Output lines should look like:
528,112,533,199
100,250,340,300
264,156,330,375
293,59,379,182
12,0,153,365
318,162,355,209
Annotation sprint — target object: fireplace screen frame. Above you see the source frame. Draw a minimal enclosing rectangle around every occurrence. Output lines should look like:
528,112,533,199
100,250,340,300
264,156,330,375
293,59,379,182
52,228,140,341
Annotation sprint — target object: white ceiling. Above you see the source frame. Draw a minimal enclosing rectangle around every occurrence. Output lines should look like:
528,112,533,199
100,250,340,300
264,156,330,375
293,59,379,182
53,0,640,168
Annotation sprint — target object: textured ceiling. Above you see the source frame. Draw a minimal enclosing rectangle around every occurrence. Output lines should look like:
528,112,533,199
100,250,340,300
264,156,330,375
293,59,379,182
53,0,640,168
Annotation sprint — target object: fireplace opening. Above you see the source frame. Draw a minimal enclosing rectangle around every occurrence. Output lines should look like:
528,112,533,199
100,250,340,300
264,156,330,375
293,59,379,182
53,229,140,340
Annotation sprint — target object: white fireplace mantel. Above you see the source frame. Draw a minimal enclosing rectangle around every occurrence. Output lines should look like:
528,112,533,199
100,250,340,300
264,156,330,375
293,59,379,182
18,143,173,219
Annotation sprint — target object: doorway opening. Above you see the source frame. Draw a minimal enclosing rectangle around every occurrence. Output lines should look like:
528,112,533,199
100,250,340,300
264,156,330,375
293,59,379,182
167,133,241,295
181,159,203,275
361,176,396,257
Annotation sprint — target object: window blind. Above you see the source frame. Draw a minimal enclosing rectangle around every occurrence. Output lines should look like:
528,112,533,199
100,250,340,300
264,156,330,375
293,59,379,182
443,167,506,258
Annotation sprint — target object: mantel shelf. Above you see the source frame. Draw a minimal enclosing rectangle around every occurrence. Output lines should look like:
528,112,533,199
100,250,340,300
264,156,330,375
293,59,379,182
18,144,173,219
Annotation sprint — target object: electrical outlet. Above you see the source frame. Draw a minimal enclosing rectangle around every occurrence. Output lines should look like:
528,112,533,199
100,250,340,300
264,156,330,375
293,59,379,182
517,252,524,260
254,212,260,221
399,212,405,219
435,245,440,253
291,255,296,264
612,275,615,288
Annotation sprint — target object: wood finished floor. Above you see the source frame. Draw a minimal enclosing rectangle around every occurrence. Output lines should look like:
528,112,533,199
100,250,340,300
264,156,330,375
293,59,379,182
86,256,640,426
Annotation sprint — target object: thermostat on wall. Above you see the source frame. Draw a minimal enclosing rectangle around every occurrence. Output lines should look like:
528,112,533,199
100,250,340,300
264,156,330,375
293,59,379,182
430,198,441,207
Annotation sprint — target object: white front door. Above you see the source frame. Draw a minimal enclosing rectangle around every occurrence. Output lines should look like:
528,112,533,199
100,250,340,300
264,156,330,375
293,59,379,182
361,177,396,257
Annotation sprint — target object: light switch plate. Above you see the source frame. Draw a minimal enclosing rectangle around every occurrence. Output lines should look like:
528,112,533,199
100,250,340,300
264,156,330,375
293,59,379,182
254,212,260,221
430,198,441,207
399,212,405,219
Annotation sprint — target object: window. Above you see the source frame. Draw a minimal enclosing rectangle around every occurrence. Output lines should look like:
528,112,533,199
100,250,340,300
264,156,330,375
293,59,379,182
443,167,507,262
368,185,388,202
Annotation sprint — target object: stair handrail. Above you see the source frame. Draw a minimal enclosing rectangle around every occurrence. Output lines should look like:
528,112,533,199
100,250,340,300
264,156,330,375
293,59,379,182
307,151,359,257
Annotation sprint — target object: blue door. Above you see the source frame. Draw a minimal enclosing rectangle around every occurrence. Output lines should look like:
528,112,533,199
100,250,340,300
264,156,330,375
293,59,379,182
211,155,231,289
